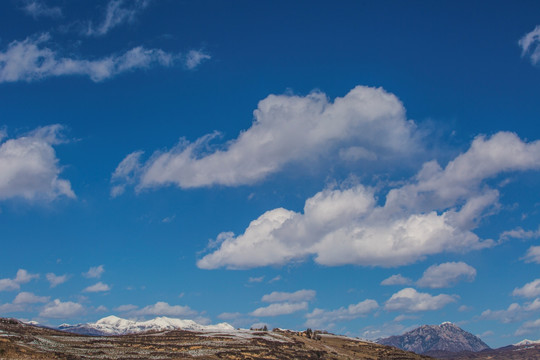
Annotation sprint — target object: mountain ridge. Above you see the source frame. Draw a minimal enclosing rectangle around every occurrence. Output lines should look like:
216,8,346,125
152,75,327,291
57,315,235,336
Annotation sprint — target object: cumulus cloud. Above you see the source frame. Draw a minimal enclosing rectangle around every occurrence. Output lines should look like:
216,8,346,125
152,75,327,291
305,299,379,329
384,288,457,312
113,86,419,191
129,301,198,317
0,33,180,83
0,125,74,201
250,302,308,317
40,299,85,318
85,0,151,36
480,303,526,323
381,274,413,286
21,0,62,18
83,265,105,279
261,289,316,303
46,273,69,288
13,292,49,304
83,282,111,293
513,279,540,298
0,269,39,291
198,132,540,269
416,262,476,288
519,25,540,65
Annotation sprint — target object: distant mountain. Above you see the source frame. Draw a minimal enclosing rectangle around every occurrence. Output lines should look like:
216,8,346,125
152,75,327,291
57,315,235,336
514,339,540,347
377,322,490,354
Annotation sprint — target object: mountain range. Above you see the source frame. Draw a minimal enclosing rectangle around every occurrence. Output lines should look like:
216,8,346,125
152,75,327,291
56,315,235,336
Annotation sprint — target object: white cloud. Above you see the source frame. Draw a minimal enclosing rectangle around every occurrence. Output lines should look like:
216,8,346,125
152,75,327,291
381,274,413,286
46,273,69,288
114,86,419,191
248,276,264,283
0,269,39,291
0,33,178,83
523,246,540,264
305,299,378,329
21,0,62,19
526,298,540,311
13,292,49,304
198,132,540,269
513,279,540,298
261,289,316,303
83,282,111,293
85,0,151,36
416,262,476,288
83,265,105,279
519,25,540,65
129,301,198,317
384,288,457,312
39,299,85,318
250,302,308,317
185,50,211,70
0,125,74,201
516,318,540,336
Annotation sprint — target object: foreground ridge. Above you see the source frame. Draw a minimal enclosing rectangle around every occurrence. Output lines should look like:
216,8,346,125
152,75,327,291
0,317,432,359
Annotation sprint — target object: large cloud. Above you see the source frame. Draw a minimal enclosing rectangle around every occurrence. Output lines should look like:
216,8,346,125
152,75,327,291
513,279,540,298
0,33,207,83
250,302,308,317
197,132,540,269
0,125,74,201
112,86,419,192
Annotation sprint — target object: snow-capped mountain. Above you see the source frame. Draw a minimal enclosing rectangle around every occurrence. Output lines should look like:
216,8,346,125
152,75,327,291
514,339,540,346
377,322,490,354
58,315,235,336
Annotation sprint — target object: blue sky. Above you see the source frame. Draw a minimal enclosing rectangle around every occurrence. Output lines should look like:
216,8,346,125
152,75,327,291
1,0,540,348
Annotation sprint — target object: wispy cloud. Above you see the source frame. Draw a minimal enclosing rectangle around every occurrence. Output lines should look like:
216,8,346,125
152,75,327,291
513,278,540,298
85,0,151,36
185,50,211,70
0,33,180,83
21,0,62,19
519,25,540,65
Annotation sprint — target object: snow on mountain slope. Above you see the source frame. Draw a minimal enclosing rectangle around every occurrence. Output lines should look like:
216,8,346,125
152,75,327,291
514,339,540,346
58,315,234,336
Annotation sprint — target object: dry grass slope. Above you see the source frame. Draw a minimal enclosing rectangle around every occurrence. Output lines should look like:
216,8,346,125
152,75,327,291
0,318,433,360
